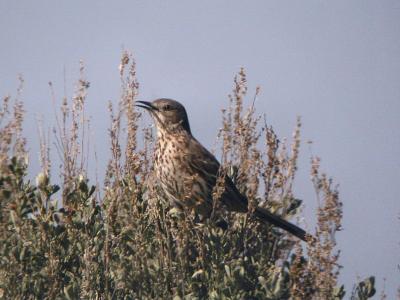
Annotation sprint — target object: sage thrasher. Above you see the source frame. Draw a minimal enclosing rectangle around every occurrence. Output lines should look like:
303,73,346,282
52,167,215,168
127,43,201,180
137,98,308,241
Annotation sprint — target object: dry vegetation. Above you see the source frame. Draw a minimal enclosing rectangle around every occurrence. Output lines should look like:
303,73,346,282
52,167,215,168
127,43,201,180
0,52,378,299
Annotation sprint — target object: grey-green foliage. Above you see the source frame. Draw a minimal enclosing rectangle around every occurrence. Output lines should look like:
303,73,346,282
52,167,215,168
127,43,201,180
0,157,102,299
0,157,377,299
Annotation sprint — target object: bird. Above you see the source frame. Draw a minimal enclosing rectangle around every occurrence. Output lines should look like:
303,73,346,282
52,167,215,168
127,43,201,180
136,98,309,241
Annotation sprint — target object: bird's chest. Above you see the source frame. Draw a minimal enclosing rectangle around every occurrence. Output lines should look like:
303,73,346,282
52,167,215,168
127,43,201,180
153,133,212,216
154,137,190,191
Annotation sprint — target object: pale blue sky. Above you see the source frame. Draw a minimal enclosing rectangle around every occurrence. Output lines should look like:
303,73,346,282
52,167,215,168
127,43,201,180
1,1,399,297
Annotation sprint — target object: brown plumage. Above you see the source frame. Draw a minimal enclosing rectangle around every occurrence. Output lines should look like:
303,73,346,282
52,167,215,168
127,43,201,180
137,98,309,241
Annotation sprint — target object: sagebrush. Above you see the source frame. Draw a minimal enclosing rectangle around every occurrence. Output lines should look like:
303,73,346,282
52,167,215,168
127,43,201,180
0,53,377,299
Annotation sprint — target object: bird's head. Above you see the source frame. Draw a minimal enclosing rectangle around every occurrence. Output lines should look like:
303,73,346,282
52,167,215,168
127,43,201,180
136,98,191,135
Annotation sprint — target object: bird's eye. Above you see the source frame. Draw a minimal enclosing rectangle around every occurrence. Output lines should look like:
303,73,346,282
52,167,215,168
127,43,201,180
163,104,171,111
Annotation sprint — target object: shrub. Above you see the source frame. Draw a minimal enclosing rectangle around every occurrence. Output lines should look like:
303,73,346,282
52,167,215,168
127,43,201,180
0,53,375,299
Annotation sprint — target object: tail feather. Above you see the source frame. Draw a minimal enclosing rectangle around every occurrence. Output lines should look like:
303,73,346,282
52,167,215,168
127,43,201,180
254,207,308,241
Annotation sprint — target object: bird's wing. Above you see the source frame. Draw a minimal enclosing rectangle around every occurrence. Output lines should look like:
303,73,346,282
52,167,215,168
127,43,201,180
186,137,248,212
185,137,220,187
185,137,309,242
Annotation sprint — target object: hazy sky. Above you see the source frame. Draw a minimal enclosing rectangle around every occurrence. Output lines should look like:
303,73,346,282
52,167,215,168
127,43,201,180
1,1,399,297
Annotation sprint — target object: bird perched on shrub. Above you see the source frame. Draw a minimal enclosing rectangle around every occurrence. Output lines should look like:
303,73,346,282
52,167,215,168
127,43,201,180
137,98,309,241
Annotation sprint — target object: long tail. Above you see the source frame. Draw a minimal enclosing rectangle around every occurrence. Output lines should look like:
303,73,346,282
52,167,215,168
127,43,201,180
254,206,308,241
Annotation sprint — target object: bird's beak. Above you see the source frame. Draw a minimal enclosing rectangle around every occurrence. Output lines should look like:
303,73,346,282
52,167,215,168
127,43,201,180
135,101,158,112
